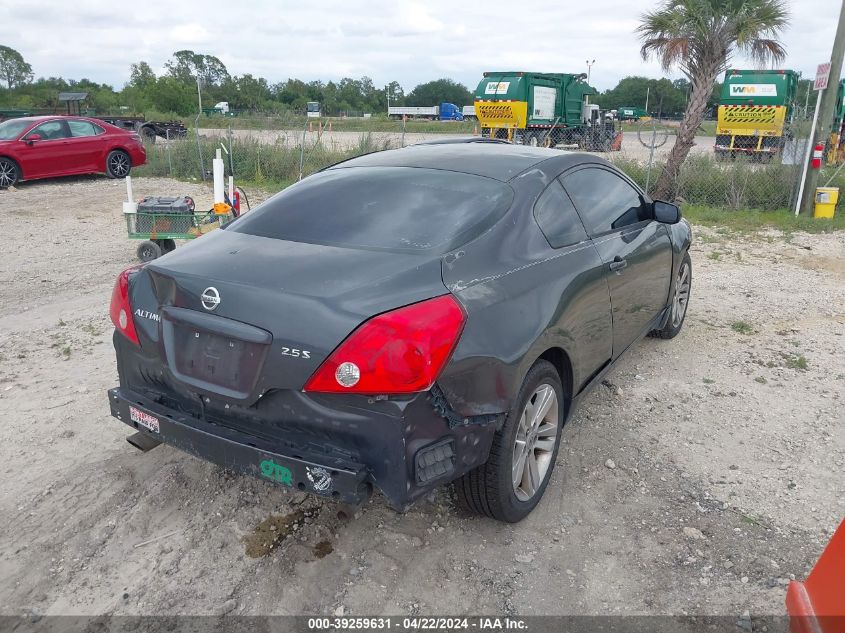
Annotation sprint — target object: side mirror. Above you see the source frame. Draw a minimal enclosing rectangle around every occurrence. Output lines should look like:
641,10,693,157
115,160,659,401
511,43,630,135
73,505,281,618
24,133,42,145
653,200,681,224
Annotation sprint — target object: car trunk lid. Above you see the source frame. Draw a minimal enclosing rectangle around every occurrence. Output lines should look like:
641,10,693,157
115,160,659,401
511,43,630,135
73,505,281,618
126,229,448,402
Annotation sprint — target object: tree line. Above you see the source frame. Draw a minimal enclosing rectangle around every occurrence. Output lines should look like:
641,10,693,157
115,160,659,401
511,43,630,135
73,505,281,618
1,43,812,122
0,47,476,117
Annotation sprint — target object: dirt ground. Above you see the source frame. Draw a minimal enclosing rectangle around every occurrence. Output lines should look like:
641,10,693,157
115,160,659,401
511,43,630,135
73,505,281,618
0,176,842,618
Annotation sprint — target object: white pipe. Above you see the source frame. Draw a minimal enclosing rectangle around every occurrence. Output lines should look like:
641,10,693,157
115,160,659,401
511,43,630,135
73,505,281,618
125,175,133,203
795,89,824,216
228,176,234,203
213,149,225,204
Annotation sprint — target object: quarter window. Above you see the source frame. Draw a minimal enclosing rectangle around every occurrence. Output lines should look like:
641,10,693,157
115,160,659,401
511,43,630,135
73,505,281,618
561,168,649,236
533,181,588,248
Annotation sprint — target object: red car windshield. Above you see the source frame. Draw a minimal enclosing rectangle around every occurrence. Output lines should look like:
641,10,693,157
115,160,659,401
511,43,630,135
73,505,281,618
0,119,32,140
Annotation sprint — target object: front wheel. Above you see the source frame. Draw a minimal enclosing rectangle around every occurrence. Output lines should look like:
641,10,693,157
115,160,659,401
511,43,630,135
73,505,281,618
454,360,564,522
650,251,692,339
0,157,20,188
106,150,131,178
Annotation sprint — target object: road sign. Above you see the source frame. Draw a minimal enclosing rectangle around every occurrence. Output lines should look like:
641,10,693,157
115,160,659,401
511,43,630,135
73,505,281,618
814,62,831,90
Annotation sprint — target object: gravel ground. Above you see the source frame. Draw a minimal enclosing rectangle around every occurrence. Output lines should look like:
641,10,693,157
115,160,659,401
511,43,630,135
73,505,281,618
0,176,842,618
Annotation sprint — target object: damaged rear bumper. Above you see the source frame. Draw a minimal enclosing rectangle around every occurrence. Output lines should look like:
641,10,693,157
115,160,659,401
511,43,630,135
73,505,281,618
107,386,499,510
109,388,371,504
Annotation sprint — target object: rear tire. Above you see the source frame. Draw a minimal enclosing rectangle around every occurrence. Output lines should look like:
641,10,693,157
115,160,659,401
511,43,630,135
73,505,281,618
0,157,20,188
106,150,131,178
157,238,176,254
137,240,162,262
139,126,156,144
650,251,692,339
454,360,564,523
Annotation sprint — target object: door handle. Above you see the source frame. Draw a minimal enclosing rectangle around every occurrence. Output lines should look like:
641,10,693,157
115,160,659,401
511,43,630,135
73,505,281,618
609,256,628,273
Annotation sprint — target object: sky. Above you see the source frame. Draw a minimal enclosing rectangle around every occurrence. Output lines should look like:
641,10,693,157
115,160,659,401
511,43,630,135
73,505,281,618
0,0,840,93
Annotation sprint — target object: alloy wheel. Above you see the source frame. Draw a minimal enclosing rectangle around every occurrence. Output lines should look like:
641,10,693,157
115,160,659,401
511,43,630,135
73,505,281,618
512,384,559,501
0,160,17,188
671,261,690,328
109,153,130,177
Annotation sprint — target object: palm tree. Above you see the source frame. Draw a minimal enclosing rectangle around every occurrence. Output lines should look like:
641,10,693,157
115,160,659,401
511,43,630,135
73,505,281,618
638,0,789,199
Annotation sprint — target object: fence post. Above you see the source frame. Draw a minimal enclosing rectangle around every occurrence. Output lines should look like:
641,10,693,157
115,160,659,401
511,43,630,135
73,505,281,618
644,124,658,194
227,126,235,180
401,115,406,148
165,128,172,177
299,117,308,181
195,113,205,181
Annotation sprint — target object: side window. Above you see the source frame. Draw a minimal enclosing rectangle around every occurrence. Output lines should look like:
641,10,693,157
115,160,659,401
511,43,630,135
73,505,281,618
561,168,649,236
28,121,69,141
68,120,102,137
533,180,588,248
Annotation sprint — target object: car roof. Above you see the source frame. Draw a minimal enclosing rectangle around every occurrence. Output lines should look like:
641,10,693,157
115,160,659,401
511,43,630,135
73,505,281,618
328,142,600,182
3,115,97,124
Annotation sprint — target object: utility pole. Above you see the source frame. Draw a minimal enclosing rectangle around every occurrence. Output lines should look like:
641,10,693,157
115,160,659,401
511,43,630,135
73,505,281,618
799,0,845,215
585,60,595,106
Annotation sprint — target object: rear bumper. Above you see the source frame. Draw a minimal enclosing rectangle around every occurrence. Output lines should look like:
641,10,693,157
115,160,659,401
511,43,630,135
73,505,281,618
108,388,372,504
107,384,498,510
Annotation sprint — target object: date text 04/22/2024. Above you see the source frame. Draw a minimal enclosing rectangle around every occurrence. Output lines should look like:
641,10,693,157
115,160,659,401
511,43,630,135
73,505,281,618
306,617,528,631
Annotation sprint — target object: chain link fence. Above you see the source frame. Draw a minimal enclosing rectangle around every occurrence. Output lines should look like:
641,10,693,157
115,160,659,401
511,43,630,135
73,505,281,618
136,114,844,214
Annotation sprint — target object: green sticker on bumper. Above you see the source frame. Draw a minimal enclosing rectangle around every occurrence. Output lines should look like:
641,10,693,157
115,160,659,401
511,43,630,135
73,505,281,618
260,459,293,486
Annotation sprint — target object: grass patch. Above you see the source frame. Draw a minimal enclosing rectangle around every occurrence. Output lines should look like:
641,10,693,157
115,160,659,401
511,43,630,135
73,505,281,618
135,132,394,186
707,251,723,261
754,376,768,384
193,113,477,134
702,378,716,384
683,205,845,233
784,354,808,371
731,321,755,335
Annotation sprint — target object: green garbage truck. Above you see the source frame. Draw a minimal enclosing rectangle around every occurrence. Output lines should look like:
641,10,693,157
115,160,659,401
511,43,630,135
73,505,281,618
474,71,621,151
715,69,799,159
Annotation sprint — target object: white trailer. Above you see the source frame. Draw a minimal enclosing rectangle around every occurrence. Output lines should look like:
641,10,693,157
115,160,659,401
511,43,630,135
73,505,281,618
388,106,439,119
462,105,476,119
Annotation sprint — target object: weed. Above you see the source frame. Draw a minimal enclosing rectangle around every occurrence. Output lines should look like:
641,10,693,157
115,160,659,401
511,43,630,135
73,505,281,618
754,376,767,384
707,251,723,261
784,355,808,371
702,378,716,384
731,321,754,335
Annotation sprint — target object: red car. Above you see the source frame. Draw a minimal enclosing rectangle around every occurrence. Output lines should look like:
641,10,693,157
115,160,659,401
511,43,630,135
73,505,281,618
0,115,146,188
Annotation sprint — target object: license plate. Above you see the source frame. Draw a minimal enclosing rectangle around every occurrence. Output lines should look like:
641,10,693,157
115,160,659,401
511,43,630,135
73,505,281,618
129,406,160,433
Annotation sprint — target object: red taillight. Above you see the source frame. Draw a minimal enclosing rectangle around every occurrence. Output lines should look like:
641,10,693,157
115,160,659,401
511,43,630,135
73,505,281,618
304,295,466,394
109,266,141,345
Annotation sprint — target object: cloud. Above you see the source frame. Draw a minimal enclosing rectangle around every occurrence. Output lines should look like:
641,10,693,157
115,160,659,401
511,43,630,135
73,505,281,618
168,23,211,45
0,0,838,92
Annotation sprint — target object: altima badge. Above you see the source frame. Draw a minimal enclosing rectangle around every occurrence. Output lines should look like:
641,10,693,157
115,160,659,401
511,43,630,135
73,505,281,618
201,287,220,311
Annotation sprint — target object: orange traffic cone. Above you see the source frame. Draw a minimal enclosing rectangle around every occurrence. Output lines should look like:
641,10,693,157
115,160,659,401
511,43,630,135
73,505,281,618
786,518,845,633
473,125,478,136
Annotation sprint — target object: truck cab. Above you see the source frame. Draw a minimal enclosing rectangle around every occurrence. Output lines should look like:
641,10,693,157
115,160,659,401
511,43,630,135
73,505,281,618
715,69,798,160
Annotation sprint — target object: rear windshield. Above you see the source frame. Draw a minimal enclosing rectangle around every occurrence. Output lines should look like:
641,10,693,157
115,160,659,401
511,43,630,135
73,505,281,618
230,166,513,252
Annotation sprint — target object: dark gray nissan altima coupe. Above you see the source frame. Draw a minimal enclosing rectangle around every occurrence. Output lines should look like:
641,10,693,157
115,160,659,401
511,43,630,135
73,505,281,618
107,141,692,522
